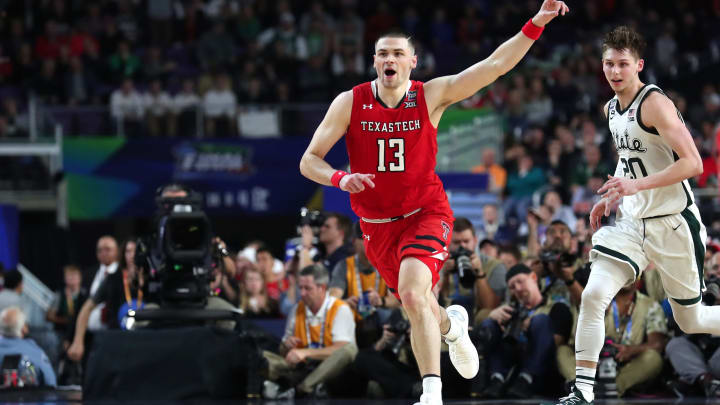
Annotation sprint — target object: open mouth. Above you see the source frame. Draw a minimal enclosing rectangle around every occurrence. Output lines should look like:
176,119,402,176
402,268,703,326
611,79,623,84
384,68,396,78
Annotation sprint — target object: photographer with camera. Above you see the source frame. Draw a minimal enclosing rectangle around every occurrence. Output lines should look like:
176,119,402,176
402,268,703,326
532,219,585,307
347,308,420,399
478,264,568,399
262,263,357,399
296,212,353,276
440,217,507,322
563,283,668,398
665,249,720,398
209,237,240,306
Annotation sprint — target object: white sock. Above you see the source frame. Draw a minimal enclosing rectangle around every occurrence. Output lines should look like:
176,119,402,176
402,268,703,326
575,366,596,402
441,311,462,341
422,374,442,397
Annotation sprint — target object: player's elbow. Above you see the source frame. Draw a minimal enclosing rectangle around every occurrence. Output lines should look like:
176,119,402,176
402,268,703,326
299,154,311,178
688,156,704,177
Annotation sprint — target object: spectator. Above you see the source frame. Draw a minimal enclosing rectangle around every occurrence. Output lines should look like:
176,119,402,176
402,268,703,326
46,265,87,337
86,235,119,331
479,264,568,399
203,74,237,137
0,307,56,387
440,217,507,323
110,78,144,136
571,144,611,193
63,56,97,105
479,239,499,259
471,148,507,193
498,246,522,272
525,78,553,127
542,189,577,232
209,237,240,307
141,46,176,82
142,79,173,137
504,154,546,221
239,266,279,318
476,204,516,246
197,21,235,70
108,41,141,83
257,12,308,63
32,59,63,105
147,0,174,46
34,20,68,60
257,246,288,302
297,55,331,102
235,5,262,45
308,213,353,274
0,270,24,313
2,99,29,138
667,332,720,398
67,238,148,362
262,264,357,398
171,78,200,137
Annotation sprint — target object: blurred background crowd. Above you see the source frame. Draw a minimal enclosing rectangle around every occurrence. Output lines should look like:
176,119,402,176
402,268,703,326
0,0,719,401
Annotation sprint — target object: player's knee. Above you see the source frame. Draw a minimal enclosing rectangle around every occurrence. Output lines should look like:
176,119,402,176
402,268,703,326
580,284,612,314
673,306,703,334
399,287,426,314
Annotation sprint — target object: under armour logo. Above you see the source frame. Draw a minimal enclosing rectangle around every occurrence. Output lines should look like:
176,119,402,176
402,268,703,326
364,234,371,241
363,104,373,109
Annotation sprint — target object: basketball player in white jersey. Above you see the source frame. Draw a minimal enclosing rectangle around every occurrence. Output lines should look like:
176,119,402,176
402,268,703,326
552,26,720,405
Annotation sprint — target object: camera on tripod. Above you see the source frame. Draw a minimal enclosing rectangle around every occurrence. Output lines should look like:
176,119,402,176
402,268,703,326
135,185,214,307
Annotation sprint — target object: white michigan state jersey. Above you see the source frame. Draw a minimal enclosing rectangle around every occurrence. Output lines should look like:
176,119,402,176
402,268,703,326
607,84,694,219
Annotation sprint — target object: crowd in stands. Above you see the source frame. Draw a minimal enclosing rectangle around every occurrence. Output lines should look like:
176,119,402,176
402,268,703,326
0,1,715,138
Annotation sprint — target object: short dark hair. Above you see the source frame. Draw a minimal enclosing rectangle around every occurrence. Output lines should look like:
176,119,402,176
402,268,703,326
326,213,352,242
479,239,497,249
602,26,646,60
499,245,522,262
3,270,22,290
549,220,571,232
299,263,329,286
453,217,475,236
375,32,416,54
256,245,274,258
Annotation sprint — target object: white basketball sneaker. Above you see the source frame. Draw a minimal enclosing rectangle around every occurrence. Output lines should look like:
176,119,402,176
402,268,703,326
444,305,479,379
413,393,443,405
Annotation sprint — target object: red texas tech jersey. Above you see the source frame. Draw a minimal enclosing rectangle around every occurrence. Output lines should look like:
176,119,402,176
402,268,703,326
345,80,450,219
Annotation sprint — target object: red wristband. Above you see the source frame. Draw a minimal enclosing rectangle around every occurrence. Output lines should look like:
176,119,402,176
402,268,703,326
330,170,348,188
521,18,544,40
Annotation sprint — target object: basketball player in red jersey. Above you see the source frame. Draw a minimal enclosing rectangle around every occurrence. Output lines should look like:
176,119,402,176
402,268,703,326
300,2,568,403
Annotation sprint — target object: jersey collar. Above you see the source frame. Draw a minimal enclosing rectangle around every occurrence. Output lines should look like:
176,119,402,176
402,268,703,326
371,80,412,109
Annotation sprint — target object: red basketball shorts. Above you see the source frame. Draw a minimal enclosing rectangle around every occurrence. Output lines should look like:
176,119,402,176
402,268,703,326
359,207,454,300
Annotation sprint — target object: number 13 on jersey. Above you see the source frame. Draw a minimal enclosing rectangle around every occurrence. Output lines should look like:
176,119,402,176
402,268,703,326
377,138,406,172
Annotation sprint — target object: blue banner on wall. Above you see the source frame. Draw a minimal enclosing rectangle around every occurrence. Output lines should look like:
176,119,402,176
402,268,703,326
64,137,348,219
0,204,19,270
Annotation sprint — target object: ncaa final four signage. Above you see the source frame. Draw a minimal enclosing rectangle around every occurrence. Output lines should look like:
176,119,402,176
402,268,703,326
63,137,348,220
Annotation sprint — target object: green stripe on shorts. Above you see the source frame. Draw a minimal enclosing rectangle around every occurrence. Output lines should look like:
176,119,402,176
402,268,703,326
672,207,705,306
592,245,640,278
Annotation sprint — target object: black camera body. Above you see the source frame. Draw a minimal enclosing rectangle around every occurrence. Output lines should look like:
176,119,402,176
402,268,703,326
703,275,720,306
450,246,477,288
502,300,531,342
135,190,213,307
539,248,577,275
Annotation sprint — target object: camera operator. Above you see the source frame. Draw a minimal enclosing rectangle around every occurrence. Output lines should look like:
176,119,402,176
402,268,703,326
665,249,720,397
440,217,506,322
348,308,420,398
534,219,586,306
297,212,353,276
209,237,239,306
478,264,571,399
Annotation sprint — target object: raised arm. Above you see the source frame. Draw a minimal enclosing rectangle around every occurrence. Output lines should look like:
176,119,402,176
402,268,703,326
424,0,568,114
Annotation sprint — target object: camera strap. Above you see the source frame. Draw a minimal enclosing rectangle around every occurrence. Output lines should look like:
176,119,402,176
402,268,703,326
611,299,633,344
